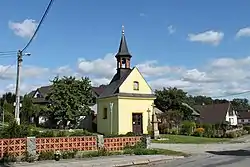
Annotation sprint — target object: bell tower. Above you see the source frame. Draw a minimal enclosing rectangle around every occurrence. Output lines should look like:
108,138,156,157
115,25,132,69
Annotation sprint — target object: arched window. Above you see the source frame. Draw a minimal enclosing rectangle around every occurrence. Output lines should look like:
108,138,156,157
133,81,139,90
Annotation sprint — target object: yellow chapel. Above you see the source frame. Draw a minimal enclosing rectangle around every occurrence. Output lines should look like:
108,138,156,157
97,26,156,135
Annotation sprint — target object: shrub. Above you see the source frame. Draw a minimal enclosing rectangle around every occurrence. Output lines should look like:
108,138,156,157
180,121,196,136
21,151,35,163
193,128,205,137
226,132,237,138
0,121,31,138
171,129,178,135
243,126,250,134
56,131,68,137
0,152,17,163
61,150,78,159
69,129,93,136
203,124,215,138
38,151,54,161
37,130,56,138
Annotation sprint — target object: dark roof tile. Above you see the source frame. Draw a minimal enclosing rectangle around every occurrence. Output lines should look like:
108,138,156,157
194,103,232,124
238,112,250,119
99,68,132,98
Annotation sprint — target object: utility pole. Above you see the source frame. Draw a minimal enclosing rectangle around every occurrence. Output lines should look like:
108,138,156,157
14,50,22,125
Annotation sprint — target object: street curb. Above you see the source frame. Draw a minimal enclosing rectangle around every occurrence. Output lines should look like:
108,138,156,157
113,156,185,167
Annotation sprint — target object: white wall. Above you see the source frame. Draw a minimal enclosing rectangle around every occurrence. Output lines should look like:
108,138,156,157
238,119,250,124
225,110,238,126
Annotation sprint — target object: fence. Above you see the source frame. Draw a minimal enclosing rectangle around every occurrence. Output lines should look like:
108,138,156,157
0,135,146,158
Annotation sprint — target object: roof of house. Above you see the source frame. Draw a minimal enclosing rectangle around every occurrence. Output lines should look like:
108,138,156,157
28,84,106,104
99,68,132,98
181,102,200,116
238,112,250,119
193,103,233,124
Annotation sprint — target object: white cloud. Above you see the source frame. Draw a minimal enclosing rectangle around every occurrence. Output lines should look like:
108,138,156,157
188,30,224,46
236,27,250,38
2,53,250,99
53,65,72,76
167,25,176,34
77,53,116,79
0,65,50,80
8,19,38,38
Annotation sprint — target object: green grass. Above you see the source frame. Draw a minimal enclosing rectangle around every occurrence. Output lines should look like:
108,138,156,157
152,134,229,144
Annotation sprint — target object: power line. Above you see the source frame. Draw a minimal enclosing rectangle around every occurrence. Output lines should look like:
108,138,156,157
0,51,16,54
21,0,54,52
0,55,16,59
0,61,16,78
211,90,250,99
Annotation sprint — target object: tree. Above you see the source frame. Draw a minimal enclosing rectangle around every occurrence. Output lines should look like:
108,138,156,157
20,95,34,123
189,95,213,105
46,76,94,129
0,92,16,107
2,100,14,123
155,87,189,112
231,98,250,111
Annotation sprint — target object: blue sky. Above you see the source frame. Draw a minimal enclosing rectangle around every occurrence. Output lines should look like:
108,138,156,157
1,0,250,99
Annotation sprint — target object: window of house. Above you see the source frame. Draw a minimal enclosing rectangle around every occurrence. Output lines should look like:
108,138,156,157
103,108,107,119
133,81,139,90
229,118,234,124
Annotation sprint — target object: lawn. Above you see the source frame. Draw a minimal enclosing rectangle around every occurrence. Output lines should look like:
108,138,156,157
152,134,229,144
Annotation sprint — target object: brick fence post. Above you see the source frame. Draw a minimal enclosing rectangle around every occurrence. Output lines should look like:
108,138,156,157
142,135,151,149
97,135,104,150
27,137,36,158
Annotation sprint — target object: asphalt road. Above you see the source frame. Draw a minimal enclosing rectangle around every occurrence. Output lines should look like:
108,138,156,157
152,135,250,167
156,149,250,167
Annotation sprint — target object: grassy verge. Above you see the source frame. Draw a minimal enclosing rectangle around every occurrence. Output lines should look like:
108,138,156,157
1,143,188,164
124,148,189,157
152,134,229,144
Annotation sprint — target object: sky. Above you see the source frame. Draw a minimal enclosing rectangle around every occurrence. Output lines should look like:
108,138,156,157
1,0,250,99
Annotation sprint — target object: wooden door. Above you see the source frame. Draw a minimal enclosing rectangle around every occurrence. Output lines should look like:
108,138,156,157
132,113,143,134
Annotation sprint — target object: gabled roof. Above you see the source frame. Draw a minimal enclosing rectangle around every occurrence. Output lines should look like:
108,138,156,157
38,86,51,97
99,68,132,98
181,102,200,116
238,111,250,119
92,85,106,97
193,103,233,124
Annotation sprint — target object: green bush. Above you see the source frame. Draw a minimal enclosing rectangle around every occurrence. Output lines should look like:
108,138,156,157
202,124,215,138
243,126,250,133
193,128,205,137
69,129,93,136
21,151,35,163
171,129,178,135
180,121,196,136
38,131,56,138
226,132,237,138
61,150,78,159
0,152,17,164
38,151,54,161
56,131,68,137
0,121,31,138
104,131,139,138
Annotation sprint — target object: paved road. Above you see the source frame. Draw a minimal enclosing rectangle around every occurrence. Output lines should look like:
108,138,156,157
151,135,250,154
152,135,250,167
155,149,250,167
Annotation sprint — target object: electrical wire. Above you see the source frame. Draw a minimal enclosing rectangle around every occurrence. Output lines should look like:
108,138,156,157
211,90,250,99
0,51,16,54
21,0,54,52
0,60,16,78
0,55,16,59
